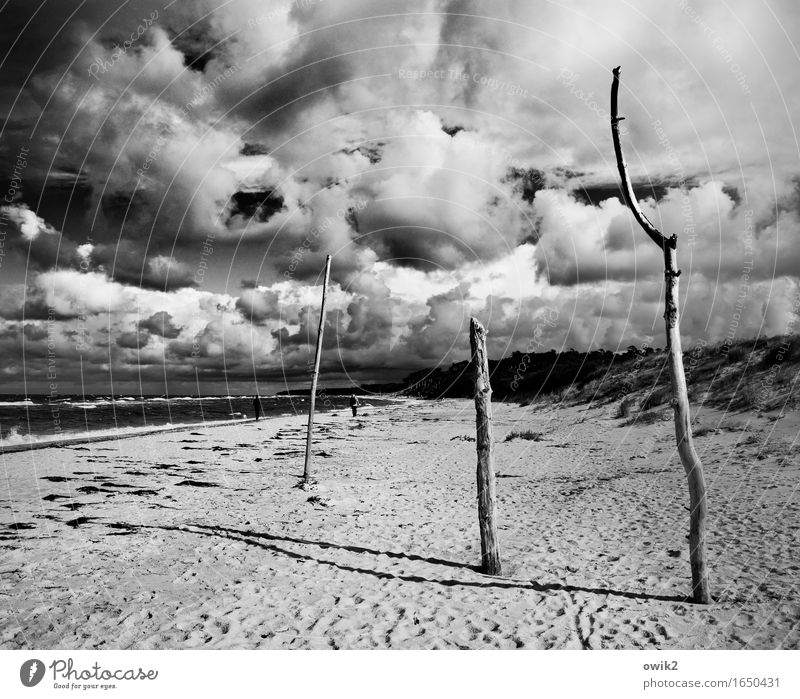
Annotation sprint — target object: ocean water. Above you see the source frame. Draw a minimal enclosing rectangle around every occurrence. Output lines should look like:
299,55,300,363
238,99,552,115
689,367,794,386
0,394,395,446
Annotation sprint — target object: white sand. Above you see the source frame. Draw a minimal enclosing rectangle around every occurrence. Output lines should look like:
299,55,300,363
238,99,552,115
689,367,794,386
1,398,798,649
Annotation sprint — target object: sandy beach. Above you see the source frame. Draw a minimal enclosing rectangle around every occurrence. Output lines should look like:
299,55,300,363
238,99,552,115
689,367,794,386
1,398,798,650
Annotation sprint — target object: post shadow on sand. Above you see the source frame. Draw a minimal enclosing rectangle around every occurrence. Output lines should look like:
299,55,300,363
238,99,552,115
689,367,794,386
107,522,690,604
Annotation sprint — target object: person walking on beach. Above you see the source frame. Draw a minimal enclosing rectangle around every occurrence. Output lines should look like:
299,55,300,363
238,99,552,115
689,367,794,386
349,393,360,417
253,395,262,421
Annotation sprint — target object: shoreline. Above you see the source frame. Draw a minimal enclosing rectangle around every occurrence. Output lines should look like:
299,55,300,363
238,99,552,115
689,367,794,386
0,416,257,455
0,396,410,454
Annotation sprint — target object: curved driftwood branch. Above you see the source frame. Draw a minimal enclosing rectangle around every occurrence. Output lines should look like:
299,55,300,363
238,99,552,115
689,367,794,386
610,66,674,251
610,67,711,604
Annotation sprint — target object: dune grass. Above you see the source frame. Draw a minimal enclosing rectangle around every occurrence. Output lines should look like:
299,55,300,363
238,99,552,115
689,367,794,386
504,429,545,442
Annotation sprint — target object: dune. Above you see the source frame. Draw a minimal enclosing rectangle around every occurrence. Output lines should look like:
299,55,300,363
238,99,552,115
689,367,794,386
0,398,798,649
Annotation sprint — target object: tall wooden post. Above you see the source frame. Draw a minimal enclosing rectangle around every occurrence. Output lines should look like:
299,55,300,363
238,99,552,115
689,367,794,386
303,255,332,485
470,317,502,575
610,67,711,603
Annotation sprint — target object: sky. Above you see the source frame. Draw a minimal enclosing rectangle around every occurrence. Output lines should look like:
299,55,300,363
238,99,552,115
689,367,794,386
0,0,798,395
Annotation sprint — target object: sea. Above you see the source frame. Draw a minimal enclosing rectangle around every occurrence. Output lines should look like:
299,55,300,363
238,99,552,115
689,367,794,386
0,394,397,447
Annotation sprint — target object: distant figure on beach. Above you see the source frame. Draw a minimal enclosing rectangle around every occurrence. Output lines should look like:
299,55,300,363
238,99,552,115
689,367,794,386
253,396,262,421
349,394,360,417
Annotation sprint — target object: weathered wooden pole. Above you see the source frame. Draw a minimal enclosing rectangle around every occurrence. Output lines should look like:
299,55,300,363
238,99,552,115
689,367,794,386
469,317,502,576
303,254,332,485
610,66,711,603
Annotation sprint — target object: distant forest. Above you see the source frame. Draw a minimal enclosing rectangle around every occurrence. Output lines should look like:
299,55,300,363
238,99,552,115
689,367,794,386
283,335,799,414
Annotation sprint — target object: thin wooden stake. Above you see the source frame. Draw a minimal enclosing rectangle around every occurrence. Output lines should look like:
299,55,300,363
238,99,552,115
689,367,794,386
611,67,711,603
470,317,502,576
303,255,332,484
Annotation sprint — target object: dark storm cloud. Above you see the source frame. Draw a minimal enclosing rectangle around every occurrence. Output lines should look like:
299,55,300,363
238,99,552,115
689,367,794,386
92,244,198,291
212,2,426,132
226,191,285,224
568,177,701,207
239,142,269,156
0,205,198,290
404,283,472,361
441,123,465,137
22,323,48,341
116,330,150,348
235,287,282,324
0,204,81,271
0,0,248,264
504,167,549,206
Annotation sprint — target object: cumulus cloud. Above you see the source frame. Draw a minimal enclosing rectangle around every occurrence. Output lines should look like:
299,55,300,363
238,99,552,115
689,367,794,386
138,311,183,338
0,204,58,241
532,179,800,289
116,330,150,349
235,287,279,323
